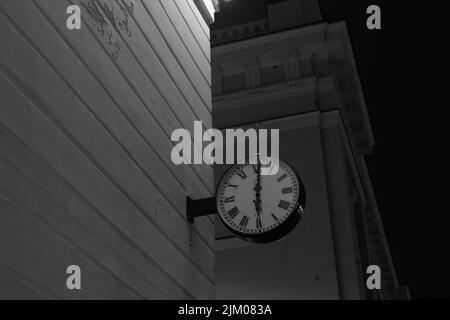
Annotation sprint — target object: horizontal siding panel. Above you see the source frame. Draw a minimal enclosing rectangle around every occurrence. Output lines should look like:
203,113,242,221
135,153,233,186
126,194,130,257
125,0,212,114
0,130,213,299
0,49,214,285
157,0,211,84
0,268,49,300
0,59,214,299
0,133,188,299
173,0,211,61
0,0,214,238
186,0,210,39
159,0,211,72
0,6,214,269
142,0,212,92
0,0,215,299
0,196,140,300
32,0,213,193
91,0,212,124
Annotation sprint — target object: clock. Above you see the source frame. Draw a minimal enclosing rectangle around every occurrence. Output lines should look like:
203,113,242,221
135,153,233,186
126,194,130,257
216,158,305,243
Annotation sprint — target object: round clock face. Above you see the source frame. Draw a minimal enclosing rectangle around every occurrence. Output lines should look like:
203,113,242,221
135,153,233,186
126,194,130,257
216,159,305,243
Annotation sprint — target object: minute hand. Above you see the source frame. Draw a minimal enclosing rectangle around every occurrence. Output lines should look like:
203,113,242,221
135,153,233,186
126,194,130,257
254,158,262,216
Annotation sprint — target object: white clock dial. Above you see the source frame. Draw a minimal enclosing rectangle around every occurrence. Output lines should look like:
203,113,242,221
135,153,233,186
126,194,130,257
216,159,304,241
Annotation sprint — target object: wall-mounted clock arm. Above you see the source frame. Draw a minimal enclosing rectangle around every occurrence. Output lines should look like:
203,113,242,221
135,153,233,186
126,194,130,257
186,196,218,223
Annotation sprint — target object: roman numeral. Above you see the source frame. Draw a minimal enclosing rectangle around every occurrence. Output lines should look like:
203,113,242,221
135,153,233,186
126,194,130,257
236,170,247,180
224,196,235,203
256,217,263,229
278,200,290,210
277,174,287,182
271,213,279,221
228,207,239,219
282,187,293,194
240,216,249,227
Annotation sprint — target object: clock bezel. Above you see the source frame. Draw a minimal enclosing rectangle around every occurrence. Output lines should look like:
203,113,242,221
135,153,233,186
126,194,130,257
215,159,306,243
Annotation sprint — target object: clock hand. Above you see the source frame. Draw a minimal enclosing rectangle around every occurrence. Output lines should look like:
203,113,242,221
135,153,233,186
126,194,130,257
253,155,262,218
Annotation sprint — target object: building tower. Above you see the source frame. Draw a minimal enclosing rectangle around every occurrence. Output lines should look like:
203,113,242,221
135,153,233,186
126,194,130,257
212,0,410,300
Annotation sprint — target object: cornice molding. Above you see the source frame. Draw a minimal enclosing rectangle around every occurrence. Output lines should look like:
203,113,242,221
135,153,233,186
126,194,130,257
212,21,375,153
212,22,328,61
213,77,317,111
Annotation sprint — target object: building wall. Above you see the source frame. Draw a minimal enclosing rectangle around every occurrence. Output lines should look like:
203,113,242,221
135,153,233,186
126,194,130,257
215,112,367,300
0,0,214,300
211,16,403,299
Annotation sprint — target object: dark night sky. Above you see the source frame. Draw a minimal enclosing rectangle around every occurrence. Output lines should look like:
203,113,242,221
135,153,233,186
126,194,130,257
319,0,446,300
214,1,446,299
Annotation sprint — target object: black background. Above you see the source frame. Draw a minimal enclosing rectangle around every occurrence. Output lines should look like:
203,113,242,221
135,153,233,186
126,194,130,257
319,1,446,300
215,1,445,299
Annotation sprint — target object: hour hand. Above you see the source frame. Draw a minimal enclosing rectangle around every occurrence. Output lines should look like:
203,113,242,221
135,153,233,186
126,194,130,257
253,197,262,215
253,160,263,216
